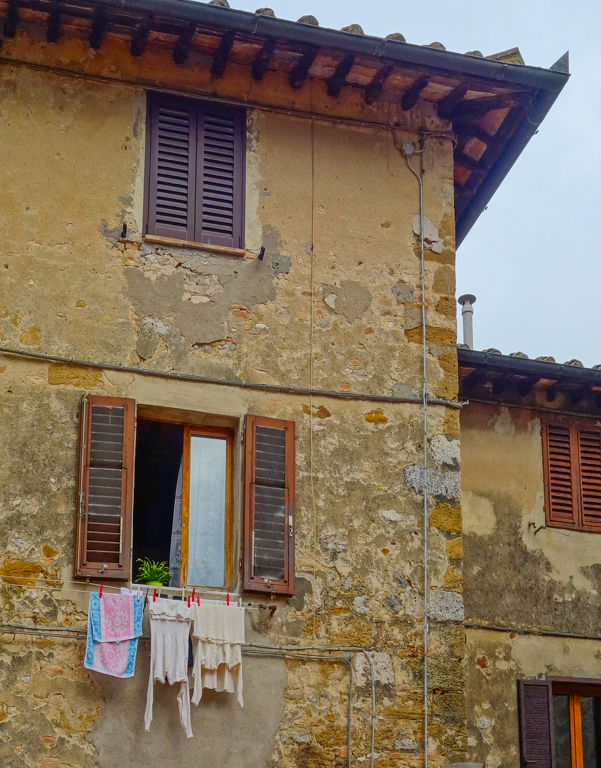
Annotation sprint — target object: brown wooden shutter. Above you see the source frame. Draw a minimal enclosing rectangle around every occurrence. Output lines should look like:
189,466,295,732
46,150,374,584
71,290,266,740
74,395,135,580
243,415,295,596
518,679,555,768
577,426,601,531
543,421,577,528
196,103,245,249
146,94,197,241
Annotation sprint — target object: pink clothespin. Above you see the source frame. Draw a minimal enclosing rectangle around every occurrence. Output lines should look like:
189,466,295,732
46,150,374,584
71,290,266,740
99,583,103,599
227,593,230,606
153,588,157,602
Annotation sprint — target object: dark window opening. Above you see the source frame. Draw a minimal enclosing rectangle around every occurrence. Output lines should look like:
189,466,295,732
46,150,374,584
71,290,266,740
132,419,184,585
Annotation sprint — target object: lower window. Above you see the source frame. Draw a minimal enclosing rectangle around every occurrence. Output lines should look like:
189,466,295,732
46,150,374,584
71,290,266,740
554,685,601,767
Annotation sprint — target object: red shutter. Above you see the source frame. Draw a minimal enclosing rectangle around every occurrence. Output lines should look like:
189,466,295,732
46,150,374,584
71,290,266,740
543,421,577,528
578,427,601,531
243,415,295,596
74,395,135,580
518,679,555,768
196,104,245,249
146,94,197,241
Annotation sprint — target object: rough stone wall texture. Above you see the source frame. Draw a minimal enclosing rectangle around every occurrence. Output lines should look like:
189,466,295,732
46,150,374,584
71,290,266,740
0,31,463,768
461,402,601,767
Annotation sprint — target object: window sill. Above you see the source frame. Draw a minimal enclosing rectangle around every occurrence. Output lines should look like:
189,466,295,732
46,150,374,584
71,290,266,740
143,234,246,258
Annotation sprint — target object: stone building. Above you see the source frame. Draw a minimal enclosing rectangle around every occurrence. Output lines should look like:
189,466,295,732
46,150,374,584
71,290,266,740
459,349,601,767
0,1,568,767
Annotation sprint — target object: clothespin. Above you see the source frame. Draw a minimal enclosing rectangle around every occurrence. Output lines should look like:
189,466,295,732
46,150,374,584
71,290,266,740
137,586,141,601
181,587,185,601
192,588,196,601
99,583,103,599
187,595,191,608
153,588,157,603
227,593,230,606
197,596,200,606
238,597,242,608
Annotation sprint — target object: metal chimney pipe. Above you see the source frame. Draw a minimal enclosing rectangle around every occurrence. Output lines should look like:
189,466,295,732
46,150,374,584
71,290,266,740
458,294,477,349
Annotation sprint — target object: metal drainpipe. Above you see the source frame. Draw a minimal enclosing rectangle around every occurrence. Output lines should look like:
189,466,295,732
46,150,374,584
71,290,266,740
457,294,476,349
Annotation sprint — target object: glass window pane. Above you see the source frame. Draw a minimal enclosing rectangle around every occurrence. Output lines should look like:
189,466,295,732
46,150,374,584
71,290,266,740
553,694,571,768
581,696,601,767
187,435,227,588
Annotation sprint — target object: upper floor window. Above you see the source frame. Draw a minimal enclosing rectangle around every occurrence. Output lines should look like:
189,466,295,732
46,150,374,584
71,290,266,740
145,94,246,249
542,418,601,533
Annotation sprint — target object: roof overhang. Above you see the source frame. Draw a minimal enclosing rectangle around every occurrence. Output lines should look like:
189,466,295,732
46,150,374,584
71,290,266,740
458,349,601,416
0,0,570,245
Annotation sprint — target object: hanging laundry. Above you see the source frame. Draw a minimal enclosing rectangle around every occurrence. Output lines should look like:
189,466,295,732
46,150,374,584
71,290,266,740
145,597,194,738
84,592,143,678
191,603,245,707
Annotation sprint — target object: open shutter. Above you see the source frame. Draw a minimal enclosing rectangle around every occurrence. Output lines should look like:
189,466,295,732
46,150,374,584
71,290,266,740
543,421,577,528
518,679,555,768
578,426,601,531
243,415,295,596
196,103,245,249
146,94,197,241
74,395,135,580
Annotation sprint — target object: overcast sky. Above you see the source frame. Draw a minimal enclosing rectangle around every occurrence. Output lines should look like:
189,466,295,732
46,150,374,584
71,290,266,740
231,0,600,366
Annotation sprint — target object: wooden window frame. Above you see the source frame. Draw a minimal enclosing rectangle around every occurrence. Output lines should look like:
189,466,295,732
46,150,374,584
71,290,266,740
180,425,235,589
542,416,601,534
143,92,246,249
243,415,296,596
550,679,601,768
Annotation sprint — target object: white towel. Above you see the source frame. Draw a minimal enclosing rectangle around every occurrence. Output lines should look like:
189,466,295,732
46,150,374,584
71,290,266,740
191,604,244,707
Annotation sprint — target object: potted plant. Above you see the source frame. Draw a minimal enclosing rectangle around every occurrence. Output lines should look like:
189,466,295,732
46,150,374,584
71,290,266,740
135,558,171,587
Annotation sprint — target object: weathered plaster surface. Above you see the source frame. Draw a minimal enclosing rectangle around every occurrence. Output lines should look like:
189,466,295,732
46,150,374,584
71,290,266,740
0,28,463,768
461,402,601,766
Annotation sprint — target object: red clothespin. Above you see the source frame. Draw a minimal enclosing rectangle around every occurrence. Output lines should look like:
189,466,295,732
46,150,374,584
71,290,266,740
192,588,196,601
153,588,157,603
187,595,191,608
227,593,230,606
197,596,200,606
99,583,103,599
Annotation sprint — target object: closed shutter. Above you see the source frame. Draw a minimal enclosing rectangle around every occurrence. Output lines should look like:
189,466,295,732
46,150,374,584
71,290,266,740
578,427,601,531
74,395,135,580
146,95,197,241
518,679,555,768
196,105,245,249
543,421,577,528
145,94,245,248
243,415,295,596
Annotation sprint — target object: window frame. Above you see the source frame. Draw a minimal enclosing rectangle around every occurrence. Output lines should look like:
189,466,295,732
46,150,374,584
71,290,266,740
542,415,601,534
143,92,246,249
180,424,235,590
550,678,601,768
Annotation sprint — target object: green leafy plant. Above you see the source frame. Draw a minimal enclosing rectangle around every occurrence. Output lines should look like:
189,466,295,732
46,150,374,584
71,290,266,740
135,558,171,586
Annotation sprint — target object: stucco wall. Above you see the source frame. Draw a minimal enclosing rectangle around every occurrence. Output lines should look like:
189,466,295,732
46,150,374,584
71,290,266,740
0,35,464,768
461,402,601,766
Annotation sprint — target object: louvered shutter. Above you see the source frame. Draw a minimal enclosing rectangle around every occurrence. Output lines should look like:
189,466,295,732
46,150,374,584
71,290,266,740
543,421,577,528
196,104,245,249
74,395,135,579
146,95,197,241
518,679,555,768
243,415,295,596
578,427,601,531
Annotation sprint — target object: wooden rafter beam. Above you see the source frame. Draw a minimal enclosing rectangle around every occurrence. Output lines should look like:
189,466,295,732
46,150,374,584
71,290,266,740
436,84,469,120
211,29,235,77
517,377,539,397
251,38,276,81
89,5,107,50
46,0,61,42
364,64,393,104
173,22,196,65
326,54,355,97
4,0,19,38
131,14,153,57
492,374,511,396
455,151,489,174
463,370,487,389
289,45,318,90
450,94,525,120
400,74,430,111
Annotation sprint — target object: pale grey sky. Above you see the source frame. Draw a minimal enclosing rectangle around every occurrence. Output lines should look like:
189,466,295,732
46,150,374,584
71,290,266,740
231,0,600,365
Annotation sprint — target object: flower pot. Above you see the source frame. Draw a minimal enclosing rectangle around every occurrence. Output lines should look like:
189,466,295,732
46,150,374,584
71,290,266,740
145,581,164,587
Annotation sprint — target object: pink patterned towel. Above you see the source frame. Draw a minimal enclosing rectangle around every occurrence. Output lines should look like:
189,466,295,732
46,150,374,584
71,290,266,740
84,593,143,678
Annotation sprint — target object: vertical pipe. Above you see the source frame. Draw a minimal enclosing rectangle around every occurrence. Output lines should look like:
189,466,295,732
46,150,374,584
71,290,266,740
458,294,476,349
